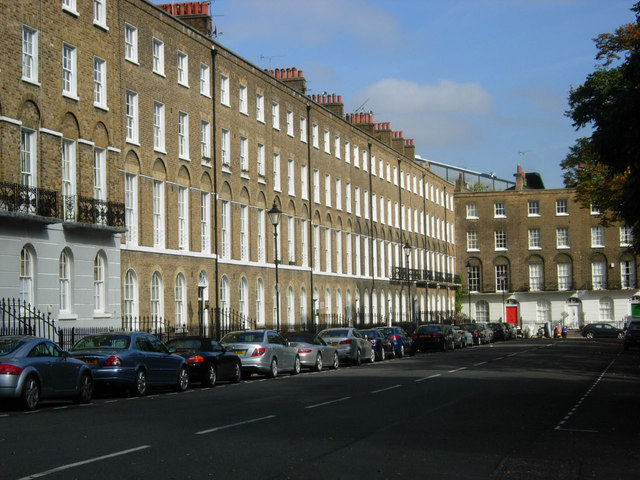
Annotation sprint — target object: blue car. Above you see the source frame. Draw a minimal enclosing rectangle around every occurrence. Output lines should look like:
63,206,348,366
70,332,188,396
378,327,414,357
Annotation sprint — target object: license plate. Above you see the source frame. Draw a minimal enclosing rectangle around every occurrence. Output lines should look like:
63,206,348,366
330,342,338,347
231,349,246,355
83,358,98,365
420,334,431,338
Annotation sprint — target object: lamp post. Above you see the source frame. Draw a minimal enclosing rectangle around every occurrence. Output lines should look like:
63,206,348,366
268,201,281,331
404,242,412,325
466,261,472,321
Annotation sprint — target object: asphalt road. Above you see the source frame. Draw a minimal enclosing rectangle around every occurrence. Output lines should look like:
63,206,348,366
1,337,638,480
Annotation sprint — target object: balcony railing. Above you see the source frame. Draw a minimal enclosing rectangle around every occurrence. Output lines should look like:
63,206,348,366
391,267,461,285
0,181,58,218
1,181,124,229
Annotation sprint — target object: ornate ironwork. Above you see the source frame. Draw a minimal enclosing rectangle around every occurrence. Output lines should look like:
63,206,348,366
0,181,58,218
76,195,125,228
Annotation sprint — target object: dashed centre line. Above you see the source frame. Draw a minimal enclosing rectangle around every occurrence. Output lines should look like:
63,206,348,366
448,367,467,373
197,414,276,435
305,396,351,409
371,384,402,394
415,373,441,382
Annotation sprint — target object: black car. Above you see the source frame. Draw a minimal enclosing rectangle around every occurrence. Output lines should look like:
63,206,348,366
581,323,625,339
360,329,394,361
624,320,640,350
487,323,508,341
411,324,455,352
378,326,414,357
166,336,242,386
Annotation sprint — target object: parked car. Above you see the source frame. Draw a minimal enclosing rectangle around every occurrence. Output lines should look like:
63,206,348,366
453,325,474,347
282,332,339,371
624,320,640,350
317,328,375,365
378,326,414,357
69,332,188,396
411,324,455,352
220,330,300,378
0,336,93,410
360,329,394,361
504,323,517,340
488,323,508,341
581,323,625,339
459,322,493,345
165,336,242,386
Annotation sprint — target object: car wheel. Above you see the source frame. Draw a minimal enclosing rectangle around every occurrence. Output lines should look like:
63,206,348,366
399,345,405,358
21,375,40,411
313,353,323,372
176,366,189,392
331,352,339,370
133,369,147,396
292,356,301,375
617,332,624,339
75,372,93,404
586,332,595,339
232,361,242,383
353,349,362,366
369,348,376,363
204,362,216,387
379,348,385,361
266,358,278,378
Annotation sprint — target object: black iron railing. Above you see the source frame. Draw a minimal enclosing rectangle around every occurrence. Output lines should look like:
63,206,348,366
0,181,58,218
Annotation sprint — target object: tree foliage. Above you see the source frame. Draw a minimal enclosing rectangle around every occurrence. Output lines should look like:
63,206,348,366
564,2,640,251
468,181,491,192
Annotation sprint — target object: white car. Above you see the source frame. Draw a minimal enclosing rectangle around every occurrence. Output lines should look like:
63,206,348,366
317,328,375,365
221,330,300,378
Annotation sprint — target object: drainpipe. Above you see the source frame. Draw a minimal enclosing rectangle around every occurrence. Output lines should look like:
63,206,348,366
306,103,314,330
211,45,220,339
367,142,374,324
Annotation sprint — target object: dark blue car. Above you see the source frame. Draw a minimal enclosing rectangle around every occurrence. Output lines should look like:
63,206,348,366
70,332,188,396
378,327,414,357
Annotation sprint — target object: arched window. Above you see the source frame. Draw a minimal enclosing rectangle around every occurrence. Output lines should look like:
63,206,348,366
336,289,343,323
123,269,138,328
59,250,71,313
346,289,352,324
93,252,106,313
256,278,264,327
220,275,230,328
19,246,34,305
198,271,209,334
151,271,164,330
371,290,378,323
476,300,489,322
325,288,332,317
599,297,613,322
175,273,186,330
239,277,248,320
287,286,294,330
300,287,307,329
363,289,370,324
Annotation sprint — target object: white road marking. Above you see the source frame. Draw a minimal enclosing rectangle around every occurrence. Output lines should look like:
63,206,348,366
493,356,505,361
305,396,351,409
17,445,151,480
370,384,402,394
554,427,598,433
448,367,467,373
196,415,277,435
474,361,488,366
415,373,441,382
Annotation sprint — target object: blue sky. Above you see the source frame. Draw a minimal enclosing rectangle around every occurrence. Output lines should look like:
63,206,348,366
169,0,636,188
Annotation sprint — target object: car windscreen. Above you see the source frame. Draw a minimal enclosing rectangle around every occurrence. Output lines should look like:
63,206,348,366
378,328,394,335
417,325,442,334
0,338,25,356
166,338,203,350
319,329,349,338
72,335,131,350
221,331,264,344
629,322,640,331
283,333,313,343
360,330,380,338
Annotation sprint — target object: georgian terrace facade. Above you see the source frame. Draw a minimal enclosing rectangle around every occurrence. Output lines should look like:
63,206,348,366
1,0,460,333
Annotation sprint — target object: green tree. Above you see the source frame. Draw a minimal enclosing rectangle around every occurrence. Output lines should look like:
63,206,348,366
563,2,640,251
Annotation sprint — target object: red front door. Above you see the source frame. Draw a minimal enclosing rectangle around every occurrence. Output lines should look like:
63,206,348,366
506,305,518,324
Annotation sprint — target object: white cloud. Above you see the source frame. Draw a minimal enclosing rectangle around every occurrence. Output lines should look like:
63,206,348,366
351,78,492,147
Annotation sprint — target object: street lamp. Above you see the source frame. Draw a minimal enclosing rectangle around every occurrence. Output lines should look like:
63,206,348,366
466,261,472,321
403,242,412,325
268,201,281,331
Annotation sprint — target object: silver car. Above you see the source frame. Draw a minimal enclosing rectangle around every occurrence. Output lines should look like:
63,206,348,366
282,332,339,371
0,336,93,410
317,328,375,365
220,330,300,378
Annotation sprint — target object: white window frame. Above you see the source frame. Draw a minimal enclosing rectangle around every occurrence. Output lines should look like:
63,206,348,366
256,93,264,122
286,110,294,136
556,227,570,249
124,24,138,64
201,121,211,164
273,153,281,192
591,261,606,290
591,226,604,248
325,174,331,207
152,38,164,76
177,51,189,87
125,173,138,246
495,230,507,250
556,199,568,215
288,159,295,196
324,130,330,154
125,90,138,144
620,226,633,246
94,253,106,313
528,200,540,216
200,63,210,97
93,56,107,109
239,84,247,114
272,102,280,130
220,201,230,259
220,74,229,106
201,192,210,254
529,264,542,291
22,26,39,84
467,231,478,251
221,129,230,166
528,228,541,249
257,143,265,176
301,165,308,200
557,263,572,291
178,186,189,250
240,205,249,261
153,101,165,152
178,111,189,160
240,136,248,172
62,43,77,99
153,180,165,248
93,0,107,29
300,117,307,142
494,202,506,217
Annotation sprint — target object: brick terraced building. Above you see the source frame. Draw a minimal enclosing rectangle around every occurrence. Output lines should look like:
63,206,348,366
1,0,459,335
